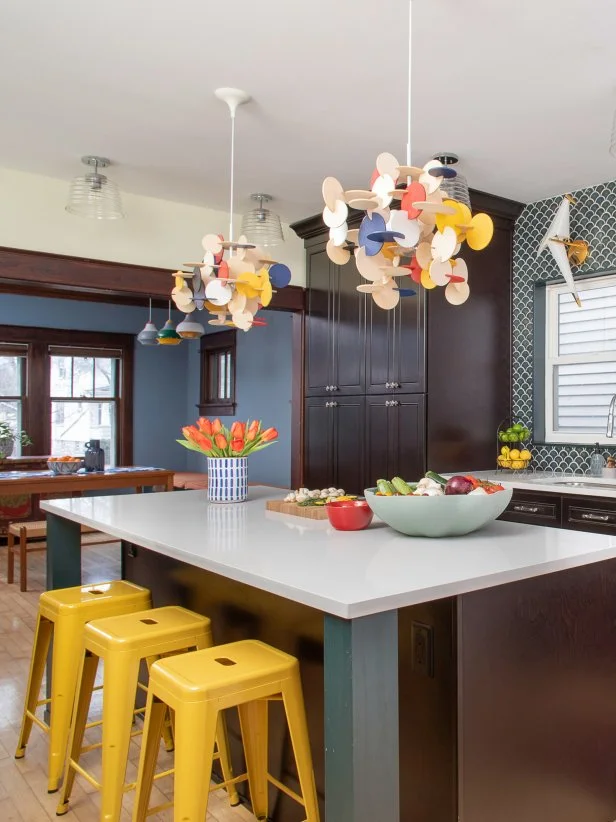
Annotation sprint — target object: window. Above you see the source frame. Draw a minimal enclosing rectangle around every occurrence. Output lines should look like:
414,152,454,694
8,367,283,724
543,274,616,444
199,329,237,416
49,349,120,466
0,326,133,465
0,345,28,455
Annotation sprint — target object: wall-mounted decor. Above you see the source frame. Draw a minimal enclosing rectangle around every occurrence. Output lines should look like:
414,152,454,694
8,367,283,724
171,89,292,333
537,194,590,306
321,1,494,309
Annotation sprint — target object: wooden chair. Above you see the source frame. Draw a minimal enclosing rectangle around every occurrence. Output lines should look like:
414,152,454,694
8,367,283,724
7,520,117,592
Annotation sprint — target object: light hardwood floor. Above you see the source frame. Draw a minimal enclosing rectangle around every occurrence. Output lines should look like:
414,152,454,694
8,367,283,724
0,543,256,822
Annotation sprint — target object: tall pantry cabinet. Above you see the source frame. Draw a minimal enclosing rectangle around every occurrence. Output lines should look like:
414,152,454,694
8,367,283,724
291,191,523,494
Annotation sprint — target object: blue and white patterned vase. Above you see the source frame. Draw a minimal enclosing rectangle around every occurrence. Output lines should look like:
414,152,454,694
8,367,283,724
207,457,248,503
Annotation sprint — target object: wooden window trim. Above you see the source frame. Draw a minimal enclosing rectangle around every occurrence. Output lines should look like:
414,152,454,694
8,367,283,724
198,330,237,416
0,325,134,464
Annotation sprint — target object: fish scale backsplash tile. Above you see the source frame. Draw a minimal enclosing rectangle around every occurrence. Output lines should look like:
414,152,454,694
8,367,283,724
513,179,616,474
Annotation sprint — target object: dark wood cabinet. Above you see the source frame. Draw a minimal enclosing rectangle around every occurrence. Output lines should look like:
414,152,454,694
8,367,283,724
498,489,562,528
499,489,616,534
294,190,524,487
365,394,425,488
304,395,364,493
304,243,364,397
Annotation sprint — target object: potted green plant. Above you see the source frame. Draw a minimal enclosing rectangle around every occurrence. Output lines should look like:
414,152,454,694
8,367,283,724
0,422,32,459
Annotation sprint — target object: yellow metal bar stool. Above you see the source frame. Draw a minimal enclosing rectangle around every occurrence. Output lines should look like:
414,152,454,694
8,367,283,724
15,580,151,794
56,605,239,822
133,639,320,822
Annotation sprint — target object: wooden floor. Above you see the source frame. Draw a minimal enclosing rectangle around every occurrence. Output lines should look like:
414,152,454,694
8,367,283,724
0,543,256,822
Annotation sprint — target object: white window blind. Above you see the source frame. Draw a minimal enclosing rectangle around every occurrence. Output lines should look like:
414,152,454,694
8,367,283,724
545,275,616,443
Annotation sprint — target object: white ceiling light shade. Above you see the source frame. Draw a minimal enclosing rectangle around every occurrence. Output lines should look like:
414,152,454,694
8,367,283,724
433,153,471,208
241,194,284,247
66,155,124,219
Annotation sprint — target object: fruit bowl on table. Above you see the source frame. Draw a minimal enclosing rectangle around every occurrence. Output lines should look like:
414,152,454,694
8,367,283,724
364,486,513,538
47,458,84,475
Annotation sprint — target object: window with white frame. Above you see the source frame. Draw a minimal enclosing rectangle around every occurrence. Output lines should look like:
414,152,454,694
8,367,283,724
545,273,616,444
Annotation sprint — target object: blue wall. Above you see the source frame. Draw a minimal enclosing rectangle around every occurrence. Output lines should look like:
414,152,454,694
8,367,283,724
0,295,294,485
0,294,188,470
185,309,293,488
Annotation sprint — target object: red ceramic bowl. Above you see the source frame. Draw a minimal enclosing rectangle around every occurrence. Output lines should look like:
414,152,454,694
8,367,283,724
326,499,374,531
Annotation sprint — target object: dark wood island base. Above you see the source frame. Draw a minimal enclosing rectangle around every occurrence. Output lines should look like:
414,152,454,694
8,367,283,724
122,542,616,822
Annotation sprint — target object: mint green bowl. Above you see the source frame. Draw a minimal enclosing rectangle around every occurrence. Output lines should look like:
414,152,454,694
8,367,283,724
364,487,513,537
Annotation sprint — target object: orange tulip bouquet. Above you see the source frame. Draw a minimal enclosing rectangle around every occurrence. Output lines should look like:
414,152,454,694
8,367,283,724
178,418,278,503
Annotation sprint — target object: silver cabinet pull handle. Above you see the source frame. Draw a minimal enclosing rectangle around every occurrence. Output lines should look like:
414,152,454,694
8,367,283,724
581,512,610,522
385,382,391,389
385,400,391,407
513,505,540,514
392,400,399,406
331,385,338,391
331,401,338,408
392,382,400,389
325,385,331,391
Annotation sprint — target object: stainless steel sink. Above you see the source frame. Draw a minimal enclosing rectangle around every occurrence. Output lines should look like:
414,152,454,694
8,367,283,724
551,481,616,490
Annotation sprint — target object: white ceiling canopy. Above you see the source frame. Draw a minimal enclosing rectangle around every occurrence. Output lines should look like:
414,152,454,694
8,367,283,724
2,0,616,222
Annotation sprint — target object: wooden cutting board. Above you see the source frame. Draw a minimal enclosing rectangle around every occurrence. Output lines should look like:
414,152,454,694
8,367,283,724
266,499,329,520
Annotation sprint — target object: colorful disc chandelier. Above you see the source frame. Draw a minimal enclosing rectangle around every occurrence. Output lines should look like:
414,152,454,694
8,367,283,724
321,2,494,308
171,88,291,333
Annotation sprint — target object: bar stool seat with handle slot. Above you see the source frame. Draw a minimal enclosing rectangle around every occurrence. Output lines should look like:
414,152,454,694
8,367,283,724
56,605,239,822
15,580,152,794
132,639,320,822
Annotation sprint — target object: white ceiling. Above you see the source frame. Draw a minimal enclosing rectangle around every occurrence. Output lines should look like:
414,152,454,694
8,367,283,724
2,0,616,223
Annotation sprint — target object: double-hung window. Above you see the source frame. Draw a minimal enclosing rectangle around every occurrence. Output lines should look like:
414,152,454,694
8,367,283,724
543,273,616,444
0,326,133,464
0,344,28,455
49,348,121,465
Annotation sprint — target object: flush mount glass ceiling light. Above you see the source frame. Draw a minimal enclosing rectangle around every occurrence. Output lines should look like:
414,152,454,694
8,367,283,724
320,0,493,308
241,194,284,247
66,156,124,220
137,299,159,346
432,153,471,209
170,88,292,333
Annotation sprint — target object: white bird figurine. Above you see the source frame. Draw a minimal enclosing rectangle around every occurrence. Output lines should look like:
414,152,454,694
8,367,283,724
537,194,587,308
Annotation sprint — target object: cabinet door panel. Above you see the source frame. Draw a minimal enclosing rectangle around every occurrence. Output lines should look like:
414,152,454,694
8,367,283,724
305,247,331,396
394,291,425,392
332,259,365,395
392,394,426,481
333,396,365,495
303,398,332,490
365,396,392,487
366,299,392,394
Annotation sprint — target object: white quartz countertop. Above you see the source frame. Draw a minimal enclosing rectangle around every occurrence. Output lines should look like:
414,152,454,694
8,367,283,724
41,486,616,619
455,471,616,498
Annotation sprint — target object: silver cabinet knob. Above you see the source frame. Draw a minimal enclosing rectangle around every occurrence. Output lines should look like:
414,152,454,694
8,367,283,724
385,400,391,407
392,382,400,389
325,385,331,391
393,400,399,406
331,401,338,408
385,382,391,389
331,385,338,391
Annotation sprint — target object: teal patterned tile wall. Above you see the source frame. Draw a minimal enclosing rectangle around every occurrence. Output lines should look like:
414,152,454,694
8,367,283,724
513,179,616,473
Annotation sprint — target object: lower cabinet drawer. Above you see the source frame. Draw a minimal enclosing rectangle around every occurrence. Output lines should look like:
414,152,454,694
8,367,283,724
563,496,616,534
499,492,562,528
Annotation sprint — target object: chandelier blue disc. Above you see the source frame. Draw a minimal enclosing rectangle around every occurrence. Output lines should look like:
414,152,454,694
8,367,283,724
268,263,292,289
397,288,416,297
359,213,386,256
366,231,405,243
428,166,457,179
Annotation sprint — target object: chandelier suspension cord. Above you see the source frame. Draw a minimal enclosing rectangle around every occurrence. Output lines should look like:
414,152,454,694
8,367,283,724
407,0,412,167
229,108,236,244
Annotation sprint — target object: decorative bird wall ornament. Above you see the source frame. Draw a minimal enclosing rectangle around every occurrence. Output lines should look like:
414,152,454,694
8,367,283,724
537,194,590,308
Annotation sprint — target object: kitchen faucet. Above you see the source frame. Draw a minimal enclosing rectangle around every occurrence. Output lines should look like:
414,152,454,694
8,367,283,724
607,394,616,438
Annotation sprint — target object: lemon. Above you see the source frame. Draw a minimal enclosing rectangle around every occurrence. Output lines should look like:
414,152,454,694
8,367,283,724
502,459,512,469
500,446,510,456
511,459,525,470
520,450,531,461
509,449,520,460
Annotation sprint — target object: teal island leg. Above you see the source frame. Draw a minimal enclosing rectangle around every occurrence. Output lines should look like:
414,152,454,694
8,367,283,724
46,513,82,591
324,610,399,822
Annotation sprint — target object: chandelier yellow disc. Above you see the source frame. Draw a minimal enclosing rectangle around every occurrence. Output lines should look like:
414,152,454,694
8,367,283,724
465,213,494,251
420,269,438,290
435,200,471,235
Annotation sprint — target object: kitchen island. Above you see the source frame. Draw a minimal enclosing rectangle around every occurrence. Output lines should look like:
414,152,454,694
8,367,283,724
42,487,616,822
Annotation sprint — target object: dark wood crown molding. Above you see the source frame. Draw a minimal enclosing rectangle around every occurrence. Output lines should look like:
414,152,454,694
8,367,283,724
0,246,304,312
290,188,525,241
